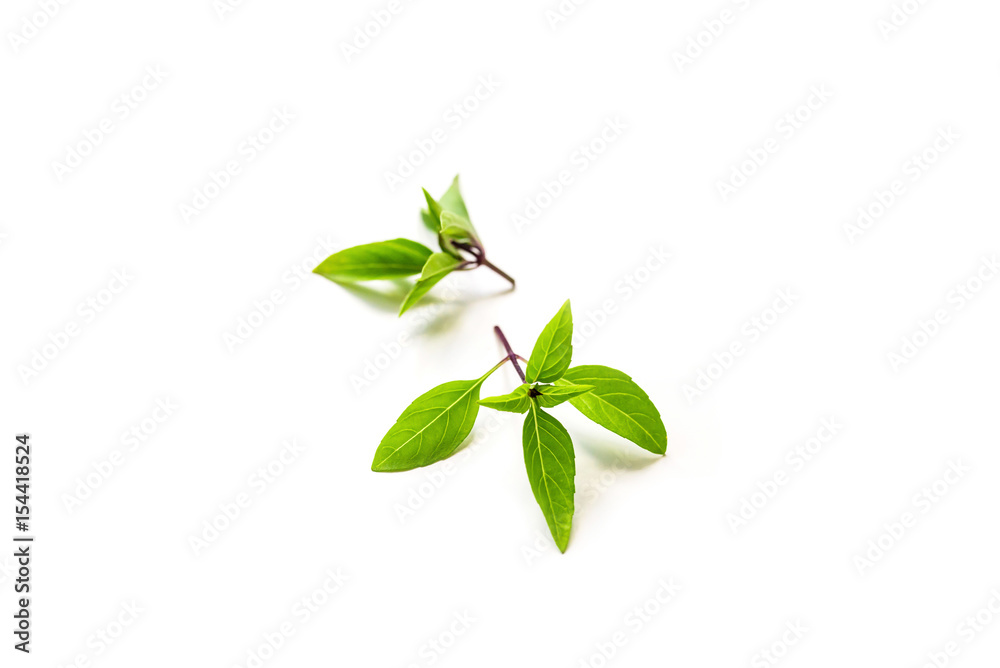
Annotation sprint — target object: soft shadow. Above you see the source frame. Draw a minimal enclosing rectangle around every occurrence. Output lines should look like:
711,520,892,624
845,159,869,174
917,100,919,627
420,308,463,337
448,284,516,307
330,279,461,314
414,284,515,335
327,273,515,335
574,436,663,472
333,280,411,313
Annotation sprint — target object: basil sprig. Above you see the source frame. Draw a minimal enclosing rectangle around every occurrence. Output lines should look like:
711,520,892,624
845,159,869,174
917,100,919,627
370,300,667,552
314,176,514,315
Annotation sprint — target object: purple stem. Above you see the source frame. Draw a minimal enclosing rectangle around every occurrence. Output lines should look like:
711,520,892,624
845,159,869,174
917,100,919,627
493,326,526,383
451,241,515,288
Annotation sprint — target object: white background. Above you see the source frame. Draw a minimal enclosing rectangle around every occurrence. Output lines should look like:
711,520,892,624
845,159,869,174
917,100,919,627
2,0,1000,666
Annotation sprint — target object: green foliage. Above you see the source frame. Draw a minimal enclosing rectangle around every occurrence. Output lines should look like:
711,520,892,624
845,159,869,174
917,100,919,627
312,239,432,282
398,252,464,316
479,384,532,413
534,383,593,408
315,175,512,315
370,301,667,553
558,366,667,455
522,399,575,553
525,300,573,383
371,364,502,472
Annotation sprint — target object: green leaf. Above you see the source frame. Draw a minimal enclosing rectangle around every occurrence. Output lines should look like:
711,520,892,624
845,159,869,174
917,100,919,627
525,300,573,384
372,375,488,472
439,175,470,220
313,239,432,282
479,384,532,413
439,210,480,257
440,210,478,242
522,399,576,552
398,252,463,316
421,175,469,233
557,365,667,455
535,383,593,409
480,382,593,412
399,253,462,315
421,189,444,232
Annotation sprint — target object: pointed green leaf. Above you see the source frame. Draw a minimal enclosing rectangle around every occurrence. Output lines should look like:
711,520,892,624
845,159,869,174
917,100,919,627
421,175,470,233
439,210,478,242
479,384,532,413
557,365,667,455
372,376,487,472
439,175,470,220
421,189,444,232
313,239,432,282
438,210,480,257
480,382,594,412
534,383,593,409
522,399,576,552
525,300,573,384
398,252,463,316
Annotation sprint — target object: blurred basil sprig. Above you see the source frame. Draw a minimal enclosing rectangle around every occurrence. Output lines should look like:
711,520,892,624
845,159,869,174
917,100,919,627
313,176,514,315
